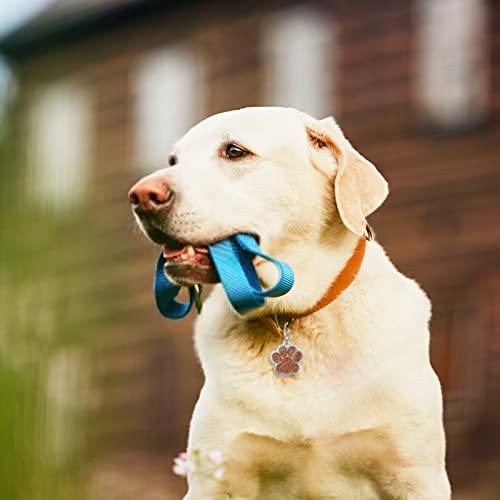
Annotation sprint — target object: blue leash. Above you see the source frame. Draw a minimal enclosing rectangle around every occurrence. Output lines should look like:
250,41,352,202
153,234,294,318
154,254,198,319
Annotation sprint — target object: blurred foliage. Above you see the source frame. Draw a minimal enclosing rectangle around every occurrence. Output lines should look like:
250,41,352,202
0,105,91,500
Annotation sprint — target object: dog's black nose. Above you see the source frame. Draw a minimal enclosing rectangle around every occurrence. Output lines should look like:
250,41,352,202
128,176,174,215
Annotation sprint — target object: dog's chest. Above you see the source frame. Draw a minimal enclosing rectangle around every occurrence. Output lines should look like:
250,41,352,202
197,311,382,435
225,363,379,441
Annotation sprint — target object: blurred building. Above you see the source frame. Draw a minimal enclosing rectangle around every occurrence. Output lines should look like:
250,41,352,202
0,0,499,498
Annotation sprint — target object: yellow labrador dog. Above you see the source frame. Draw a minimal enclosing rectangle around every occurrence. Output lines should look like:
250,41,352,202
128,107,450,499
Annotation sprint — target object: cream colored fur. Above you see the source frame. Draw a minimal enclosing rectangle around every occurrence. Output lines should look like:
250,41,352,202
138,107,450,499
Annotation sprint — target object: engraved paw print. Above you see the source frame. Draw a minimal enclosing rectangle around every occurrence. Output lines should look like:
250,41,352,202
270,344,303,375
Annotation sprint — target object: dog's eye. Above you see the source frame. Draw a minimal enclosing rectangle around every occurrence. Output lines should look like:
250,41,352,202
225,144,250,160
168,154,178,166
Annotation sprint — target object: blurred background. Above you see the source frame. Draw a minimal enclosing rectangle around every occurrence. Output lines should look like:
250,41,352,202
0,0,499,498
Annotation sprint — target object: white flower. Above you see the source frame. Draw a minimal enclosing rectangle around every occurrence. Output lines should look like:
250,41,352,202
208,449,223,466
172,448,224,481
172,451,193,477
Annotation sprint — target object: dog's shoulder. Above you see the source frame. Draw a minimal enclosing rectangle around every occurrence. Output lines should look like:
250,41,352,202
341,240,434,364
362,240,431,319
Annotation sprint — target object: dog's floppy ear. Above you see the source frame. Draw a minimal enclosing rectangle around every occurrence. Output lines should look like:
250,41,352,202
305,116,389,236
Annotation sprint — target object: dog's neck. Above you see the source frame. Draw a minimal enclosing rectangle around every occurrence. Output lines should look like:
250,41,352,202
196,227,369,363
253,226,363,319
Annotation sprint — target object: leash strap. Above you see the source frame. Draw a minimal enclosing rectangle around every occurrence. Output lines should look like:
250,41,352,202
153,234,294,319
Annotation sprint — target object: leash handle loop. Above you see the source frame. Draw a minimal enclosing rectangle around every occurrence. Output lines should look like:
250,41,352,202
234,234,294,298
208,234,294,315
154,253,196,319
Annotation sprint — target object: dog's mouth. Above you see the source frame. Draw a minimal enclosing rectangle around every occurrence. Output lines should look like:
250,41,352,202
163,241,219,285
158,231,260,285
140,220,259,285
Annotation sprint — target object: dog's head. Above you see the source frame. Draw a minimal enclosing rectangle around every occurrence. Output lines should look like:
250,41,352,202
129,107,388,304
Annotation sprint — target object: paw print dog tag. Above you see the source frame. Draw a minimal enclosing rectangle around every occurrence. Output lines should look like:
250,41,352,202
269,322,303,376
270,344,303,375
